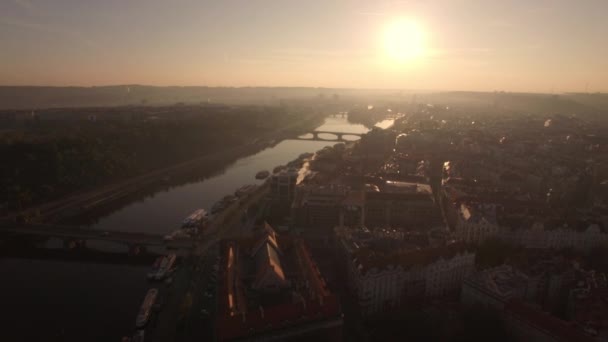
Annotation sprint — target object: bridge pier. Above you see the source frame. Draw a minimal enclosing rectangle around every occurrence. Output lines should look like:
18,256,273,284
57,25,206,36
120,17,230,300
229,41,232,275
63,238,87,250
128,244,146,255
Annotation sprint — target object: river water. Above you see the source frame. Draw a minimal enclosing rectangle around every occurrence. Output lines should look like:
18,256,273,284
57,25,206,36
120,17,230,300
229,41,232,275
2,115,390,341
88,115,378,235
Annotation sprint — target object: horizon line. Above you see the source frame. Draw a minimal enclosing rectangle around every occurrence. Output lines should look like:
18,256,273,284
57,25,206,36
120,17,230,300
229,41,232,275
0,84,599,96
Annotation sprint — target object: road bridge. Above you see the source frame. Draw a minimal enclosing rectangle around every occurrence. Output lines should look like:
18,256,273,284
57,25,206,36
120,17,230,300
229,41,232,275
0,224,166,247
295,130,363,142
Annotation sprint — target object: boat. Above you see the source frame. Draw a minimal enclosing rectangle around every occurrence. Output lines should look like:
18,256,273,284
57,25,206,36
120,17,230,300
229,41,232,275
135,289,158,328
211,194,239,214
255,170,270,179
155,254,177,280
299,152,314,160
235,184,257,198
151,257,169,279
223,194,237,203
164,230,196,249
147,256,165,279
181,209,208,229
211,201,225,215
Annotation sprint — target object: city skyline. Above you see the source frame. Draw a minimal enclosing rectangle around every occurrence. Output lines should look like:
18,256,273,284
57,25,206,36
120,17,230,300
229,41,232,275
1,0,608,92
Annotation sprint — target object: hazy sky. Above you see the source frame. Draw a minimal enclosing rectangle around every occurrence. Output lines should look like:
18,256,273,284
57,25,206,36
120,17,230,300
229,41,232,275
1,0,607,92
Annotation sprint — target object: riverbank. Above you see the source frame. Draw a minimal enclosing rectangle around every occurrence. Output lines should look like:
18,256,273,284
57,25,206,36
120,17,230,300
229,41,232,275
0,114,374,341
5,112,325,226
86,115,369,235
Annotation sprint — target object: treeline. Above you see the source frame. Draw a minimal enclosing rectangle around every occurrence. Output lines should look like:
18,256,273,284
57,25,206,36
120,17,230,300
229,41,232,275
0,105,310,212
0,85,394,109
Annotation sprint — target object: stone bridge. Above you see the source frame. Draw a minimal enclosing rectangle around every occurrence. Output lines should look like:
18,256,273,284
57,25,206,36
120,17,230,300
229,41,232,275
295,130,363,142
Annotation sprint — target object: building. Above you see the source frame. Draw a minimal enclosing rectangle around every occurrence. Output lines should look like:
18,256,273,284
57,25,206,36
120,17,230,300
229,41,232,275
354,128,396,164
504,300,594,342
364,180,441,228
309,145,342,173
455,202,499,244
461,265,530,310
291,185,348,228
567,269,608,339
216,223,343,341
378,154,431,183
462,264,594,341
498,221,608,251
570,288,608,340
335,225,474,316
270,167,299,204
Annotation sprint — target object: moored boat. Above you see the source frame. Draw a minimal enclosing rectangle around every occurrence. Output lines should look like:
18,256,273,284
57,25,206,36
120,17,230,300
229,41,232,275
147,256,165,279
155,254,176,280
255,170,270,179
235,184,257,198
135,288,158,328
181,209,208,229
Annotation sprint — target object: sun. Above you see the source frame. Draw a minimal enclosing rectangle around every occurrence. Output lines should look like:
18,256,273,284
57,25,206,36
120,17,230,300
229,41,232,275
383,18,426,64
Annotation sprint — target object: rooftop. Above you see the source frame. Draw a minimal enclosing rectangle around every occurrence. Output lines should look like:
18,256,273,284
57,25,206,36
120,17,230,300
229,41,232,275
384,180,432,195
465,265,529,302
217,224,341,340
336,226,469,274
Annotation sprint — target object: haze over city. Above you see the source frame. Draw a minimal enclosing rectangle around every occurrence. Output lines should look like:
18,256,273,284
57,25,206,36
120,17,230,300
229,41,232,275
2,0,608,92
3,1,608,342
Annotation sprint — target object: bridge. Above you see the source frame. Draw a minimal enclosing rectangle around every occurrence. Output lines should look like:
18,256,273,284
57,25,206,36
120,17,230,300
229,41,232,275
0,223,166,248
295,130,363,142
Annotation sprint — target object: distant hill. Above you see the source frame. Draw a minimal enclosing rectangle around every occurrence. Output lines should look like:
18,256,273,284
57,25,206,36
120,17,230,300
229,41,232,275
416,91,607,118
565,93,608,112
0,85,401,110
1,86,605,116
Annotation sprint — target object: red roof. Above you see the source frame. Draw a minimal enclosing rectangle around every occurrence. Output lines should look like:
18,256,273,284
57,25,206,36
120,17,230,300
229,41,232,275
217,295,341,340
216,235,341,341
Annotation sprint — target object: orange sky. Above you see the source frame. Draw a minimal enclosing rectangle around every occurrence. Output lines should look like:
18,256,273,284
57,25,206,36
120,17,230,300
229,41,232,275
1,0,607,92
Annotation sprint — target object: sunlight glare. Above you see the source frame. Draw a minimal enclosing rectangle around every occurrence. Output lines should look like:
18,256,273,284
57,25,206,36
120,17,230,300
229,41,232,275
383,18,426,64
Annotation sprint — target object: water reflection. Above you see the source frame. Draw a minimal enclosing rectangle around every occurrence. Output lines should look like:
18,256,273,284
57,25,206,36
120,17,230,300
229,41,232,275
375,119,395,129
315,116,370,133
90,115,373,234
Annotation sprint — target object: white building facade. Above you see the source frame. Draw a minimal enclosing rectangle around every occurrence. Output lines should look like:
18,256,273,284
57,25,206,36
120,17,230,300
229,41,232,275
346,249,475,316
498,223,607,251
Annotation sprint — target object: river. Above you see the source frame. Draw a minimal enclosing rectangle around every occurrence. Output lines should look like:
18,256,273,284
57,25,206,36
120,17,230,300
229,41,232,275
1,115,391,341
88,115,377,235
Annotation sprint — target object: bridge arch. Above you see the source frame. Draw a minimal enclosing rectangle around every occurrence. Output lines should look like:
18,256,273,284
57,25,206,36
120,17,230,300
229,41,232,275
315,132,341,141
341,134,362,141
294,130,362,142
